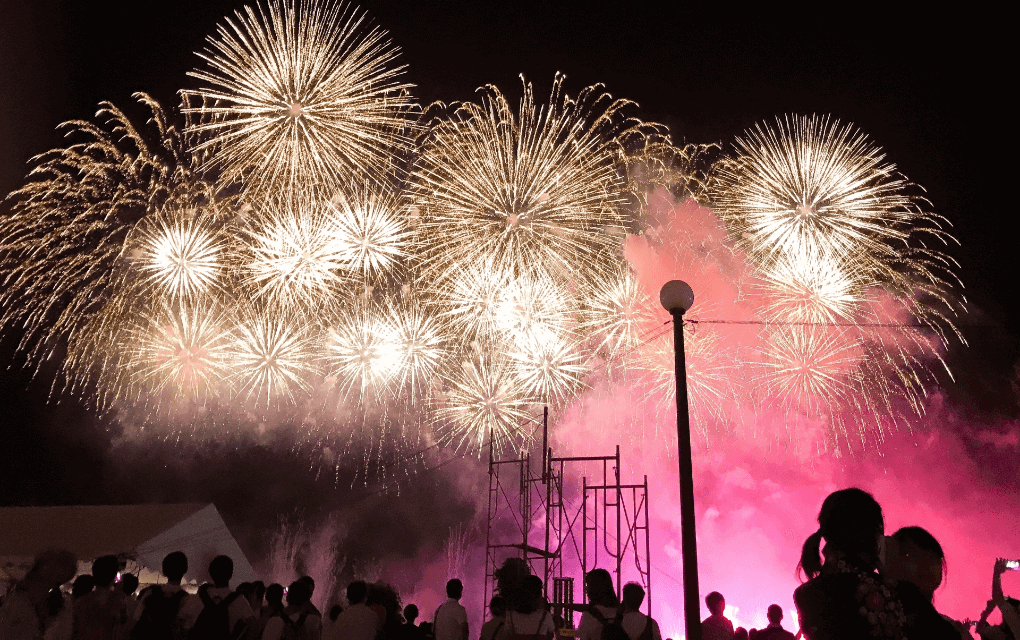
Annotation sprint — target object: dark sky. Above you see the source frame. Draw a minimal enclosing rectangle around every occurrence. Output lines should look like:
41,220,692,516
0,0,1012,559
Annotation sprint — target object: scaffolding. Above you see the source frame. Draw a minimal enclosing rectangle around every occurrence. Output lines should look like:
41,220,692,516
483,409,651,625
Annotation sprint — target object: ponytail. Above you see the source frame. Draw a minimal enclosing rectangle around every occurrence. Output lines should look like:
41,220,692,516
798,531,824,581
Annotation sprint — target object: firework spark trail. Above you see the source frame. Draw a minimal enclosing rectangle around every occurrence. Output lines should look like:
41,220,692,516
580,266,657,362
387,302,447,400
636,324,735,429
322,301,401,402
509,334,586,403
183,0,416,194
438,260,509,347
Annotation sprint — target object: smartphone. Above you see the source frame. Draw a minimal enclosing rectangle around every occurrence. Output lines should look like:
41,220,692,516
1006,560,1020,571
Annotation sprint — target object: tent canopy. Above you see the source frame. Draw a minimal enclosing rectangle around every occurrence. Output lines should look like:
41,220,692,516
0,503,256,585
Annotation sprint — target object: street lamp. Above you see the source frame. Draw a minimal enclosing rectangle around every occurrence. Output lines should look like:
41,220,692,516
659,280,701,640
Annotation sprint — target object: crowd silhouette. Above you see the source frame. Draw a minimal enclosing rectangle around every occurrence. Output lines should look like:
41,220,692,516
0,488,1016,640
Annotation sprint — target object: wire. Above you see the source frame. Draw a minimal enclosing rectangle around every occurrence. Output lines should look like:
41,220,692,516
688,318,932,328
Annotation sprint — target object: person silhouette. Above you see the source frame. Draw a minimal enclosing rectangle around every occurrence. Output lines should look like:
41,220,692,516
620,583,661,640
750,606,794,640
434,579,469,640
701,592,733,640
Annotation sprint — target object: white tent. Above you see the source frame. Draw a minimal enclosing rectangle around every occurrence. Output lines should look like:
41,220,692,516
0,503,257,590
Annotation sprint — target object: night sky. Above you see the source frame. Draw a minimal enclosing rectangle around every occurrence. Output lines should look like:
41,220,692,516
0,0,1012,573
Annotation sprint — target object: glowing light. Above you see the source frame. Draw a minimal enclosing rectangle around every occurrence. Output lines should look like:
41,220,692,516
510,335,586,402
581,268,656,360
322,303,401,400
127,299,234,399
388,303,447,399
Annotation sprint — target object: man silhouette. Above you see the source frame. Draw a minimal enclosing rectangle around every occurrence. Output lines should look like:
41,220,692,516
701,592,733,640
750,606,794,640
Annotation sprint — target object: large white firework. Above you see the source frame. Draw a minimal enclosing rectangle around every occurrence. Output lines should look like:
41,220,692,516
183,0,416,194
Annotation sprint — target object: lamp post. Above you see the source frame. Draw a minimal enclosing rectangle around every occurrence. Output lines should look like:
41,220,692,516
659,280,701,640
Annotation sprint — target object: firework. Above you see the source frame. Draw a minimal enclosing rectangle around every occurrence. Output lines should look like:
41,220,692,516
438,260,510,346
493,272,573,350
131,207,226,301
230,303,318,408
434,356,533,452
710,115,956,304
707,115,962,442
755,251,864,324
387,303,447,399
321,301,401,401
636,324,734,429
238,197,350,309
126,298,234,400
0,0,964,465
509,334,586,403
183,0,415,194
0,94,227,383
329,188,411,279
580,267,656,361
756,325,862,417
412,74,639,285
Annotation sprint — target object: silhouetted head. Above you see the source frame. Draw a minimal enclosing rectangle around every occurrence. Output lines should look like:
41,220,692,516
525,575,543,605
767,605,783,624
705,592,725,617
266,583,285,607
91,555,120,588
252,581,266,606
622,583,645,611
799,488,884,580
404,604,419,623
347,580,368,605
297,575,315,594
71,574,95,599
734,628,749,640
162,552,188,583
888,526,945,599
447,579,463,600
489,596,507,618
29,549,78,590
495,557,533,613
330,605,343,622
208,555,233,588
585,569,618,607
286,579,312,607
121,573,139,596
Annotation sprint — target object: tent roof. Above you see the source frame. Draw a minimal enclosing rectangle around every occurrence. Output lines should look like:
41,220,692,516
0,504,208,560
0,504,256,584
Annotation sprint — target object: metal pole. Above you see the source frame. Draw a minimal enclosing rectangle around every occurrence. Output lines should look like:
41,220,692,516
671,309,702,640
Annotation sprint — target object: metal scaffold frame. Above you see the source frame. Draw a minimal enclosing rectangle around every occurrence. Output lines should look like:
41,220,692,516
483,408,652,626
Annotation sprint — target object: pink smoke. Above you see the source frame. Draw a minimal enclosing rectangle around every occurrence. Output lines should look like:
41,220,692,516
396,189,1020,639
